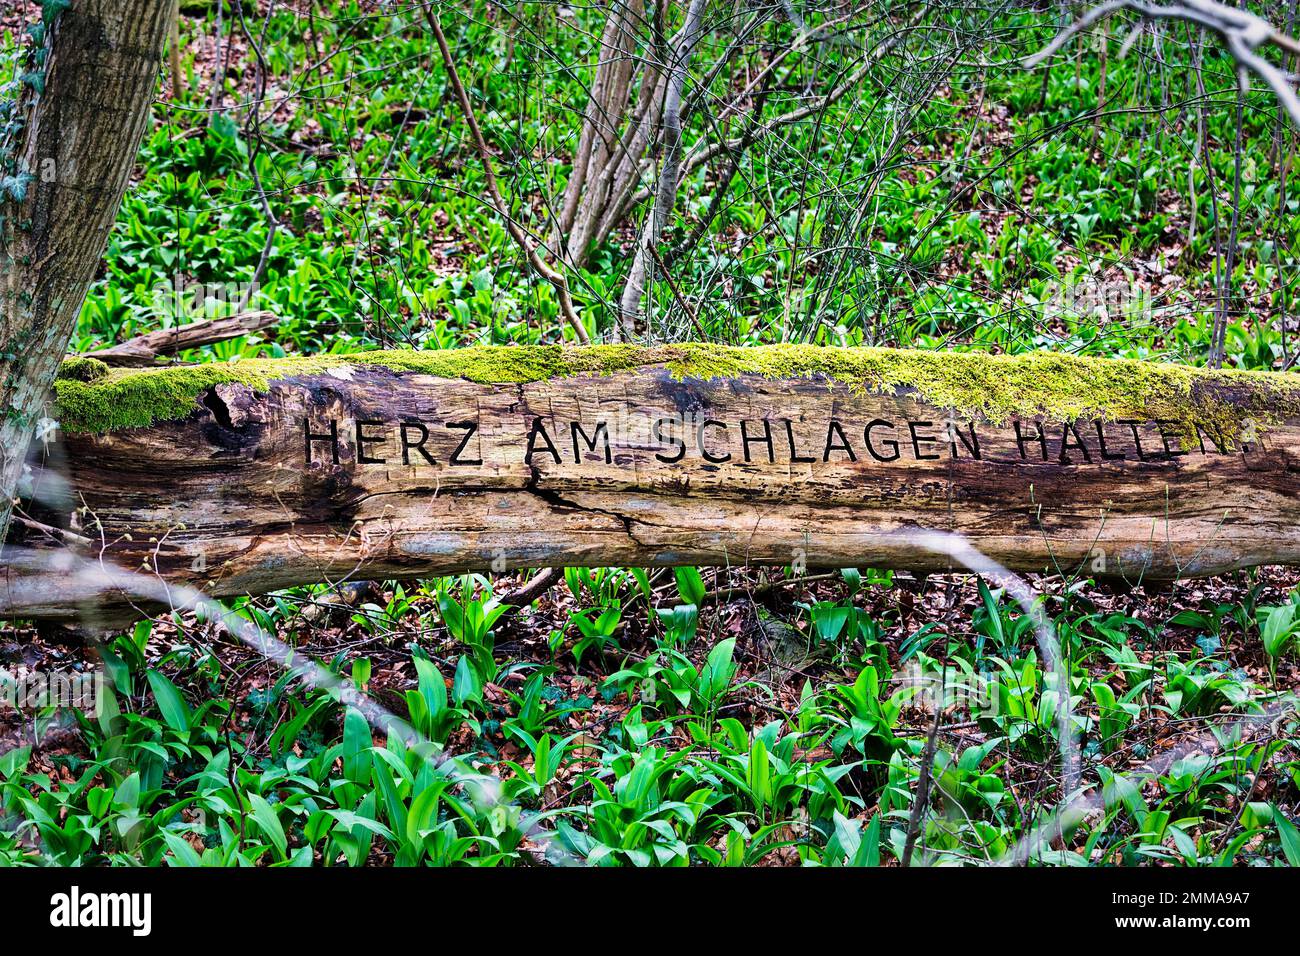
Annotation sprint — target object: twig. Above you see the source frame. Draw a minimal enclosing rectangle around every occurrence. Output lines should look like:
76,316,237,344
1211,728,1274,859
234,0,279,312
207,0,224,125
627,6,924,209
902,668,945,867
499,567,565,616
1210,70,1247,367
648,244,705,337
617,0,710,337
11,513,91,547
169,0,184,99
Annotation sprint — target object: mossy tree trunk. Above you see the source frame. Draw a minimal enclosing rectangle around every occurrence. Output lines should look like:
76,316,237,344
0,0,172,545
7,345,1300,622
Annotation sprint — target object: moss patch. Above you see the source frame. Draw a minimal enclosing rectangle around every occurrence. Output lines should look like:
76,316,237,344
660,344,1300,446
56,356,110,383
53,344,1300,441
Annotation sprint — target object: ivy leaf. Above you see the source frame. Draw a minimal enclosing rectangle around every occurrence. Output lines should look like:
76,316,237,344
1194,633,1221,657
1,173,31,203
41,0,72,21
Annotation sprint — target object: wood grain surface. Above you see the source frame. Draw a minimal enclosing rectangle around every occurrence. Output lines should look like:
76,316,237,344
5,350,1298,620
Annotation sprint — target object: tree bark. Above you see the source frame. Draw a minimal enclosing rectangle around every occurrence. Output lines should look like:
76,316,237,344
0,0,173,545
5,345,1300,621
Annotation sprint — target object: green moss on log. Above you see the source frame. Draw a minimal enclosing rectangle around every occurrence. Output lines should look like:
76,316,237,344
56,356,110,383
53,344,1300,441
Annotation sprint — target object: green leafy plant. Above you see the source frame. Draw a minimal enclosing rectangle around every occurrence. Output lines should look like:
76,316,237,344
972,578,1036,660
1258,598,1300,682
405,649,475,746
436,575,508,682
569,604,622,666
1091,680,1142,754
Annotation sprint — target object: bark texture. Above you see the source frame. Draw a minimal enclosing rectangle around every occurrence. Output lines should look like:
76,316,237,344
5,345,1300,621
0,0,173,542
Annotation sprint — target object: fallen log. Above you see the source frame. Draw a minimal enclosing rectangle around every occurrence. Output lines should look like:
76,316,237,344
5,344,1300,621
88,311,279,367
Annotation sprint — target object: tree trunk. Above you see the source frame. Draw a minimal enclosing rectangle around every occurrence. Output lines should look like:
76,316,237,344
616,0,710,336
557,0,644,243
5,345,1300,621
0,0,173,544
559,0,668,268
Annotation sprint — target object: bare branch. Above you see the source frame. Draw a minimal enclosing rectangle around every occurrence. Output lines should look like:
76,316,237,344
1026,0,1300,126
